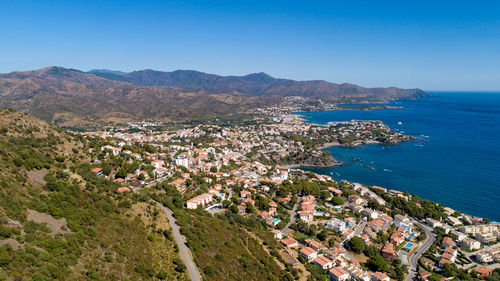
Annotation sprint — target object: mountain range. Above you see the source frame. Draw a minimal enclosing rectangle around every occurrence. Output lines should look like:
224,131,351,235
0,66,427,128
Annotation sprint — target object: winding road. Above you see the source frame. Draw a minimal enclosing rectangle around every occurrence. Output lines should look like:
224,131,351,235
405,220,436,281
157,203,202,281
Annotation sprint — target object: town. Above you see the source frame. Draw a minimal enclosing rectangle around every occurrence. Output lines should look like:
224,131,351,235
75,114,499,281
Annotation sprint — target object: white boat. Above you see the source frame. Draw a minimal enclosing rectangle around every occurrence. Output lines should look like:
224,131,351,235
398,121,403,125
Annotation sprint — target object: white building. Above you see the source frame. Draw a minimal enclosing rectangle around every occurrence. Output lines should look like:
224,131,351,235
326,218,347,232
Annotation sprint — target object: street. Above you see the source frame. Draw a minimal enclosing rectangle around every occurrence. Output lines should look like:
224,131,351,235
405,220,436,281
157,203,202,281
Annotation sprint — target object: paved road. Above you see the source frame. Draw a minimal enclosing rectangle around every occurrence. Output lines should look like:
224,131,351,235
406,220,436,281
340,220,367,260
157,203,202,281
282,202,298,236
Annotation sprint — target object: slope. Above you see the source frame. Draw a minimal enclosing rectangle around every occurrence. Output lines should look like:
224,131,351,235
0,109,187,280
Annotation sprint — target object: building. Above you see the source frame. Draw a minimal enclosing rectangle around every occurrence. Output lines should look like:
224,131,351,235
442,237,454,248
329,267,349,281
299,247,318,261
326,218,347,232
306,239,325,251
394,214,412,230
460,237,481,251
371,272,390,281
280,237,298,248
91,167,103,177
474,267,493,277
426,218,442,228
186,193,213,209
381,243,398,261
271,230,283,239
475,232,497,244
314,255,333,269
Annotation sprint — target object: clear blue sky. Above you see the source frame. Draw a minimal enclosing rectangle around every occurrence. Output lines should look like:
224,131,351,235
1,0,499,90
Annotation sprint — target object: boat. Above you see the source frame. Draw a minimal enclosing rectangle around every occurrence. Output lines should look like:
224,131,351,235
398,121,403,125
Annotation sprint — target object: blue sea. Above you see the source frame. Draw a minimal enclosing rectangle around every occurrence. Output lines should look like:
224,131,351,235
298,92,500,221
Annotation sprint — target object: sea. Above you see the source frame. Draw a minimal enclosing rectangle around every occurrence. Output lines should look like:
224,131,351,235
297,92,500,221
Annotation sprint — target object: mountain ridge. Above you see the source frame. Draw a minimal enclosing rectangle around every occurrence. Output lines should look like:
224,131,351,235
0,66,427,127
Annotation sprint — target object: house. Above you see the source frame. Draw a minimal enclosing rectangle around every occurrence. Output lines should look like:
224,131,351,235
450,230,467,241
394,214,412,230
390,230,404,245
371,272,390,281
92,168,103,177
314,255,333,269
381,243,398,261
151,160,164,169
240,190,251,198
326,218,347,232
329,267,349,281
269,207,277,215
441,237,454,248
299,211,313,222
186,193,213,209
441,252,456,263
280,237,298,248
306,239,325,251
299,247,318,261
329,187,343,196
114,178,125,184
460,237,481,250
257,211,270,220
438,259,451,268
117,187,130,193
474,267,493,277
237,205,247,214
271,230,283,239
426,218,442,228
362,209,379,220
348,195,364,205
419,271,431,280
475,232,497,244
447,216,462,226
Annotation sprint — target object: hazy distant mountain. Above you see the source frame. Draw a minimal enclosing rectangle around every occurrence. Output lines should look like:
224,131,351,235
0,66,427,127
96,69,427,100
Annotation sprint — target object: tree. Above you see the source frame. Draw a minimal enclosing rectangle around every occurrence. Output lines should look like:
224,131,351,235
116,167,127,179
210,166,218,173
367,254,389,272
346,236,365,254
331,196,345,206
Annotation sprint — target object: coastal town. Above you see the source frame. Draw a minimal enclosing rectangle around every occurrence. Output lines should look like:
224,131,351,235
75,113,499,281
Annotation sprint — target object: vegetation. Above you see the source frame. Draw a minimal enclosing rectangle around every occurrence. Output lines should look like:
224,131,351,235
0,109,186,280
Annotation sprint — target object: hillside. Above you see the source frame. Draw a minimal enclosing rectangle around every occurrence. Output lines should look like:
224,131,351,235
0,109,187,280
0,67,427,128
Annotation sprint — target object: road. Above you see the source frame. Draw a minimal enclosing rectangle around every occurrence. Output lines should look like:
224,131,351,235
281,202,298,236
406,220,436,281
340,220,367,260
157,203,202,281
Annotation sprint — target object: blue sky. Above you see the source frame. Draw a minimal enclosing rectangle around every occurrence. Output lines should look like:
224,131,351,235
1,0,499,90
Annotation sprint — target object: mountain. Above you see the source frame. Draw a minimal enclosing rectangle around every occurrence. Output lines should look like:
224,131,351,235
0,66,427,128
111,69,426,100
0,109,187,280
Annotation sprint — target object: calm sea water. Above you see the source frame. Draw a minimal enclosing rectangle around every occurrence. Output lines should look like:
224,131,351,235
298,92,500,221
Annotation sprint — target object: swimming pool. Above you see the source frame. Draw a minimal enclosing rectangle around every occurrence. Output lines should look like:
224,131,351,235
405,242,414,248
314,212,325,216
410,232,416,236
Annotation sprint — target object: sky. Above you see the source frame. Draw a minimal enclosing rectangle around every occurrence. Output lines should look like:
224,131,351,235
0,0,499,91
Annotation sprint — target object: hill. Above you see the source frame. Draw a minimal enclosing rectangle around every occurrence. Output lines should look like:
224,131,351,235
0,66,427,128
0,109,188,280
93,68,426,100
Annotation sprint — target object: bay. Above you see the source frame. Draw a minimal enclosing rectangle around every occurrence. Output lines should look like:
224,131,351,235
298,92,500,221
